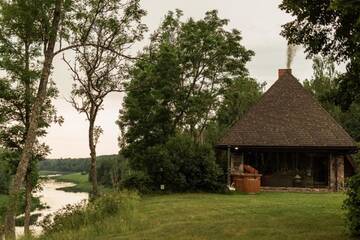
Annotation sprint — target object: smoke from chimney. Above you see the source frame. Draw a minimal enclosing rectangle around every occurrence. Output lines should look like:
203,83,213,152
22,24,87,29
286,44,297,69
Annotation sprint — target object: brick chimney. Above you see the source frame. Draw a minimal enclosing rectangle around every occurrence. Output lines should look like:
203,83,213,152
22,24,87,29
278,69,292,78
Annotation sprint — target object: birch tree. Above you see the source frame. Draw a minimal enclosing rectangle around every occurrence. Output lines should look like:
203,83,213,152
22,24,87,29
64,0,146,197
2,0,144,237
0,1,62,234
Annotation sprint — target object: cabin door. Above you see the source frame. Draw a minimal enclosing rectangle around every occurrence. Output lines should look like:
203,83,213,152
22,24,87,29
312,154,329,187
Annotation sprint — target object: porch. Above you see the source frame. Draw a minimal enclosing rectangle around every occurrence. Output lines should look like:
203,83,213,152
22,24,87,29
227,150,354,192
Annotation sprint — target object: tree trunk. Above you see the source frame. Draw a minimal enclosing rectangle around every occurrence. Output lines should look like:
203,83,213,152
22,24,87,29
4,0,63,238
24,173,32,236
23,40,34,238
89,118,99,198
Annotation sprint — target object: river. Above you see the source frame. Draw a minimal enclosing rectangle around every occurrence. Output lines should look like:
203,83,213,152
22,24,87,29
15,177,89,238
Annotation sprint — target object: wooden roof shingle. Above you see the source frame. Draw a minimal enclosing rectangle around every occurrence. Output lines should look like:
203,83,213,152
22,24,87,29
217,69,357,151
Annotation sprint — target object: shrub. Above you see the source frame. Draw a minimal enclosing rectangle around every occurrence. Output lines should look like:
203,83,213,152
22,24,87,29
0,150,15,194
40,191,139,236
97,155,128,188
122,170,152,193
343,173,360,236
145,134,224,192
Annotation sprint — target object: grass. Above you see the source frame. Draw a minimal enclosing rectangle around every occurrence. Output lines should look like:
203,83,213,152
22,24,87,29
39,192,352,240
53,172,92,193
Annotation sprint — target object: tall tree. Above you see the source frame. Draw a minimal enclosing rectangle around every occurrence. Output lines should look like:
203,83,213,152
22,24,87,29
304,57,360,142
303,56,341,119
64,0,146,197
1,0,139,237
216,77,264,129
280,0,360,108
118,10,257,187
0,0,64,237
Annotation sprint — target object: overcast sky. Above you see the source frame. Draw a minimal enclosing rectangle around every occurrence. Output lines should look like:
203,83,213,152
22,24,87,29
44,0,316,159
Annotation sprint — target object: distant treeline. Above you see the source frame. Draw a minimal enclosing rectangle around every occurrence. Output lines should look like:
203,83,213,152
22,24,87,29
39,154,121,173
39,154,128,187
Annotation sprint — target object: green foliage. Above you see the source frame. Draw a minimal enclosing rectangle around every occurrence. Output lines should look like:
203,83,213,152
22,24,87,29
280,0,360,109
121,134,224,193
342,103,360,142
344,174,360,236
0,190,43,227
335,61,360,110
303,58,360,235
280,0,360,61
39,191,139,236
215,76,264,129
119,10,260,192
0,2,63,223
122,170,152,194
65,0,147,196
39,158,90,173
147,135,223,192
38,154,120,173
303,57,342,119
15,213,41,227
303,57,360,142
39,154,130,191
0,194,8,220
0,150,14,194
97,155,128,188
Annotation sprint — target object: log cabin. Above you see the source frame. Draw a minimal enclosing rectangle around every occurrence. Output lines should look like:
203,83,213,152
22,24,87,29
216,69,358,192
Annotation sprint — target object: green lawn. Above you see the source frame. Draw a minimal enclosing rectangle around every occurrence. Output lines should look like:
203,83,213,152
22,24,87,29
40,192,352,240
53,172,92,193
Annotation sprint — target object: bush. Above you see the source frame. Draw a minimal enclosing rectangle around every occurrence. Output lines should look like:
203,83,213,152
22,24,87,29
343,173,360,236
40,191,139,235
122,170,152,193
97,155,128,188
143,134,224,192
0,150,16,194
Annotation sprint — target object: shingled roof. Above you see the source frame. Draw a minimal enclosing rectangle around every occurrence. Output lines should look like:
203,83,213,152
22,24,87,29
217,69,357,151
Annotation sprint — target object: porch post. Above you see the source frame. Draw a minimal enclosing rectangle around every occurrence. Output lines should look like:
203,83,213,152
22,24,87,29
329,154,345,191
329,154,336,191
227,146,231,186
336,155,345,191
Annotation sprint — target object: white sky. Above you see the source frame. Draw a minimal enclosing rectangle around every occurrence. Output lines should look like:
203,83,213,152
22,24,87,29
45,0,316,158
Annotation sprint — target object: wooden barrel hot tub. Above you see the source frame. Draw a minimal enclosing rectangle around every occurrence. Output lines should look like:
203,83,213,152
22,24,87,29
232,173,262,193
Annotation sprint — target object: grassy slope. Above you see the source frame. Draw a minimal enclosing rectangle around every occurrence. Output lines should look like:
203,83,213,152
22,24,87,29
53,172,92,193
43,192,350,240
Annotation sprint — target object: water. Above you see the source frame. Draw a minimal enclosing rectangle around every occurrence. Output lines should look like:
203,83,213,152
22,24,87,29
15,178,89,238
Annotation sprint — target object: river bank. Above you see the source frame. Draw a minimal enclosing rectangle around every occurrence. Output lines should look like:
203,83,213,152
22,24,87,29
14,177,89,238
1,172,101,239
51,172,91,193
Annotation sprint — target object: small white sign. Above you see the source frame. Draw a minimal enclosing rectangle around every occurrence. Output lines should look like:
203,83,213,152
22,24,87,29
160,184,165,190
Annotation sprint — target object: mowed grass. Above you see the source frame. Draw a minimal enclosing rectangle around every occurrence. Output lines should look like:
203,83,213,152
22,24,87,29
41,192,351,240
117,193,349,240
